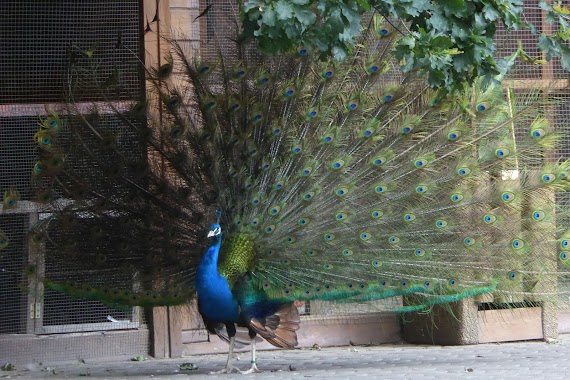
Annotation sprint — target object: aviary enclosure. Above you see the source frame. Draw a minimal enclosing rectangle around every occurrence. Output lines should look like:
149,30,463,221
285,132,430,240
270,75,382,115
0,0,569,365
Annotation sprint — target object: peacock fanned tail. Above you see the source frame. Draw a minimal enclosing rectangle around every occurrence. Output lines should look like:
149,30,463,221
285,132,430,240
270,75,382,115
22,17,570,312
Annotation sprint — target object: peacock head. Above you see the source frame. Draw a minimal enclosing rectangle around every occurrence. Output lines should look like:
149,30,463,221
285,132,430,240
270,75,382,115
207,223,222,243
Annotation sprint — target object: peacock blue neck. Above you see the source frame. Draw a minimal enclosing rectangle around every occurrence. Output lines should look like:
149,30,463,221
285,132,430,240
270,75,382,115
196,231,240,323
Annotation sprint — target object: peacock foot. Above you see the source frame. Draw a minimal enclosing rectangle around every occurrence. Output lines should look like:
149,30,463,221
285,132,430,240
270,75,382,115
208,364,242,375
239,362,261,374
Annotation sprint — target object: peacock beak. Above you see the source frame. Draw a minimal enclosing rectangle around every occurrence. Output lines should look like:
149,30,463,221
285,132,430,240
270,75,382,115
207,230,215,238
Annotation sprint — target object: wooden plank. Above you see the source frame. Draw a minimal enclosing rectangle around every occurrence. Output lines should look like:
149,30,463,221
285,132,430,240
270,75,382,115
558,311,570,334
182,313,401,355
478,307,543,343
168,306,183,358
151,307,169,358
503,79,568,90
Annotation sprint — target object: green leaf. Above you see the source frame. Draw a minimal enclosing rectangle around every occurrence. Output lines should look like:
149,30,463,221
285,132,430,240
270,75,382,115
261,7,277,27
275,1,294,20
355,0,371,11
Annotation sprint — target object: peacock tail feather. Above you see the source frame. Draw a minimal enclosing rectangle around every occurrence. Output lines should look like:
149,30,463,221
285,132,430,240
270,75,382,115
17,16,570,313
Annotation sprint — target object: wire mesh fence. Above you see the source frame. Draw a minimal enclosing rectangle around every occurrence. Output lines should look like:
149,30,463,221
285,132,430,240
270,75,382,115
0,0,147,365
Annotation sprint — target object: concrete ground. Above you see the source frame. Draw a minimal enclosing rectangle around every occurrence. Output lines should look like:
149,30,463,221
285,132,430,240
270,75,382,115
2,334,569,379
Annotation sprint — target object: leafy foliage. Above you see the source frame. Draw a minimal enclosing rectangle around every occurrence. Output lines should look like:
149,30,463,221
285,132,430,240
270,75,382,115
241,0,570,93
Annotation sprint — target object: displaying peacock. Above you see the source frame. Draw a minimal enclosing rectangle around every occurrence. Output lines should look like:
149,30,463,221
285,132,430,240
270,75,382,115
11,15,570,373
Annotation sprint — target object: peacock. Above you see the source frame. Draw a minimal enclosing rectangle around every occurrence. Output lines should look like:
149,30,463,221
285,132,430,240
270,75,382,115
8,15,570,373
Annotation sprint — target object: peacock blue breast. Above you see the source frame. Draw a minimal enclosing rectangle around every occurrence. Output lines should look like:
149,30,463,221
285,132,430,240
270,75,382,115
196,243,240,323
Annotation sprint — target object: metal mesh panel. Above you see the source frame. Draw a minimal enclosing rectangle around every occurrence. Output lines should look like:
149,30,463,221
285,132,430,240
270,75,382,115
0,112,42,200
495,0,569,79
0,214,28,334
0,0,142,104
0,0,147,365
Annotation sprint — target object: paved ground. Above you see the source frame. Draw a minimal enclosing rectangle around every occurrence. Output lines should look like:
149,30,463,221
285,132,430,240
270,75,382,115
2,335,569,379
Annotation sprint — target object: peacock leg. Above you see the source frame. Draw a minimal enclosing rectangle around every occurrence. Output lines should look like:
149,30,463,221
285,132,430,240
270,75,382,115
208,337,241,374
240,339,261,374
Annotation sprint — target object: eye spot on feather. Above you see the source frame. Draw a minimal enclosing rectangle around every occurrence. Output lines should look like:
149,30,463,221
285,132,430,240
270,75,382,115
297,47,307,56
299,218,309,226
371,210,383,219
415,248,426,256
508,272,517,280
502,192,515,202
322,69,334,79
495,148,510,158
532,129,545,138
383,94,393,102
414,159,427,168
448,131,461,141
372,157,385,166
532,210,546,221
404,213,416,222
307,249,317,256
379,27,390,36
331,160,345,170
388,236,399,244
457,167,471,176
263,283,271,289
380,280,389,287
415,185,428,194
400,280,409,288
308,110,318,118
347,101,358,110
335,212,348,221
324,263,333,269
451,193,464,202
324,233,335,241
292,146,302,154
372,260,382,267
265,225,275,234
274,181,284,190
542,173,555,183
464,237,475,246
476,102,489,112
284,87,295,97
483,213,497,224
436,219,447,228
375,184,386,193
448,279,457,287
360,232,371,241
273,128,281,135
560,251,569,262
335,187,349,197
342,249,353,256
368,65,380,74
303,192,315,201
402,126,412,134
562,239,569,248
512,239,524,249
286,236,296,244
